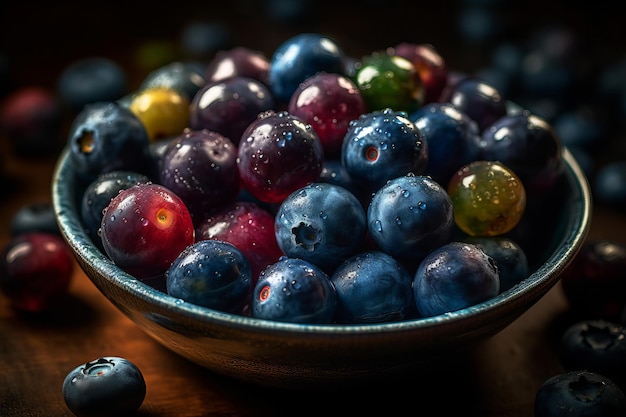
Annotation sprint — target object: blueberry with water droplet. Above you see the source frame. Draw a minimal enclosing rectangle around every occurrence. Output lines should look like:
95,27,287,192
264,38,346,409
166,240,252,314
341,109,428,196
251,257,337,324
367,174,454,265
275,182,367,272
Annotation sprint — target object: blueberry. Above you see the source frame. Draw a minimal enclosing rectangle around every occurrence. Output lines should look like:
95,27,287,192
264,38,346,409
413,241,499,317
139,61,206,102
462,235,529,293
559,319,626,385
251,257,337,324
341,108,428,195
67,101,153,182
534,370,626,417
62,356,146,417
409,102,482,186
274,182,367,272
367,174,454,264
10,201,60,236
57,57,128,111
80,170,151,248
331,251,415,324
268,33,345,103
166,240,252,314
593,161,626,211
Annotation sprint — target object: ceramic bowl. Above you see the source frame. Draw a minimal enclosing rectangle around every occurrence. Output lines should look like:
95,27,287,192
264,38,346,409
52,146,591,389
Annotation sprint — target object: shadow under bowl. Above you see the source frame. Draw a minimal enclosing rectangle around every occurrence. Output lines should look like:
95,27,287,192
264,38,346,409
52,146,591,389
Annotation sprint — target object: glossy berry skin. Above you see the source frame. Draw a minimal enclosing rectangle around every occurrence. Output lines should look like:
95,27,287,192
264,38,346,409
409,102,482,186
166,240,253,314
80,170,151,248
443,77,507,132
251,257,337,324
534,370,626,417
67,101,153,182
448,160,526,237
10,201,60,236
62,356,146,417
413,241,500,317
0,233,74,313
100,183,195,280
128,87,190,143
462,235,529,292
560,240,626,321
341,108,428,195
204,46,271,86
391,42,448,104
330,251,415,324
288,72,366,158
237,110,324,204
189,76,274,146
367,175,454,264
139,61,207,102
195,201,283,282
159,129,240,224
268,33,345,103
479,112,563,196
318,159,366,203
275,182,367,272
57,57,128,111
559,319,626,385
353,52,424,113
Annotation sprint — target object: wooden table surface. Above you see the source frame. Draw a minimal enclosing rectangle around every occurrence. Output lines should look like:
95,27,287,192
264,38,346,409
2,2,626,416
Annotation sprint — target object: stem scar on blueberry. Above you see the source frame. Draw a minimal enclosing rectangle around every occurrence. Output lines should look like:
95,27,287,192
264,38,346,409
365,146,379,161
77,131,95,154
259,285,271,301
293,223,320,251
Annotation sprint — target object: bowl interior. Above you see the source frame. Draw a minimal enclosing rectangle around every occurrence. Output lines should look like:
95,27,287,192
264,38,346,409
51,145,591,386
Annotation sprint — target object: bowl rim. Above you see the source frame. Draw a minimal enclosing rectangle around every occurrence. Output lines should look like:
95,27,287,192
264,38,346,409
52,146,592,336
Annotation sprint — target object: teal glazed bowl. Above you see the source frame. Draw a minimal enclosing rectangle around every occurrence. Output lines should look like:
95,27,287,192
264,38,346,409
52,146,591,389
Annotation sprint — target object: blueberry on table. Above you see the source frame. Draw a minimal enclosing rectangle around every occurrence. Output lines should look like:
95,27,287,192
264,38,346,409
560,239,626,321
534,370,626,417
331,251,415,324
275,182,367,272
341,108,428,195
268,33,345,103
251,257,337,324
409,102,482,186
9,201,60,236
166,240,253,314
100,183,195,280
67,101,153,182
367,174,454,264
559,319,626,385
0,233,74,313
189,76,274,146
413,241,499,317
62,356,146,417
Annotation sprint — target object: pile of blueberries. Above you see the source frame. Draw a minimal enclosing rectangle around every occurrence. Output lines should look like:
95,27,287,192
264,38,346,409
1,17,626,416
